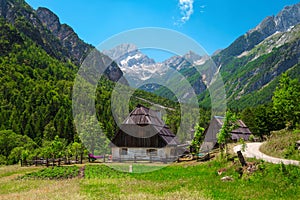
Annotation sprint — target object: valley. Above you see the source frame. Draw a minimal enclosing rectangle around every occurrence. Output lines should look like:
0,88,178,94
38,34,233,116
0,1,300,199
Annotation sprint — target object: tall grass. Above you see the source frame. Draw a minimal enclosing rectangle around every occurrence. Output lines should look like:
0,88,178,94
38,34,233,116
0,165,85,200
1,160,300,199
81,161,300,199
260,129,300,160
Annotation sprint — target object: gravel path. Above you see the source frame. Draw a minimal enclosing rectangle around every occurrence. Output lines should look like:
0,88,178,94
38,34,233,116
233,142,299,166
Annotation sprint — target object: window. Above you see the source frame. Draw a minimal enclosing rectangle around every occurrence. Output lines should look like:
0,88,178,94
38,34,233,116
146,149,157,156
120,148,128,155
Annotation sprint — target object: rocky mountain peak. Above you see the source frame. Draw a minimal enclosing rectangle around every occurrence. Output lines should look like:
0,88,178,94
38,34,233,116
252,16,276,36
275,2,300,32
102,43,139,61
0,0,27,22
36,7,93,65
36,7,61,35
0,0,90,64
183,51,203,63
103,43,155,68
162,51,203,71
215,2,300,64
251,2,300,35
0,0,123,82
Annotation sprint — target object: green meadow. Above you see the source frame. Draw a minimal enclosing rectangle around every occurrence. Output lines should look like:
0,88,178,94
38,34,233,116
1,158,300,200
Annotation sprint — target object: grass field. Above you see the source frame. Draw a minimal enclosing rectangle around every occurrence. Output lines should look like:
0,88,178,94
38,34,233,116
1,157,300,200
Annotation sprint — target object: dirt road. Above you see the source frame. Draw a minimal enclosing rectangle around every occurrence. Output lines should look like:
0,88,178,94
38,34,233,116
234,142,299,166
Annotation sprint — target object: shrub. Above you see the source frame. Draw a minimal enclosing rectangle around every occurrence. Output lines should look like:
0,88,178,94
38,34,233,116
0,155,6,165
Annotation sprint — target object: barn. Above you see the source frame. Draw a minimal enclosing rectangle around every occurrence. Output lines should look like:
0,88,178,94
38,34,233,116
111,104,180,162
200,116,252,152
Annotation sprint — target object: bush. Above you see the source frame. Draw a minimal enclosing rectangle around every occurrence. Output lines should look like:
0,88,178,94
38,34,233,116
249,135,255,142
0,155,6,165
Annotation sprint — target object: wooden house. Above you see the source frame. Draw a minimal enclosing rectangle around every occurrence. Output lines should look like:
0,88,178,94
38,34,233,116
111,104,180,162
200,116,252,152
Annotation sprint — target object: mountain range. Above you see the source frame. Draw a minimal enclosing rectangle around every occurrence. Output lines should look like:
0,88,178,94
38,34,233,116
103,2,300,109
0,0,123,81
103,43,207,94
1,0,300,111
212,2,300,108
0,0,299,148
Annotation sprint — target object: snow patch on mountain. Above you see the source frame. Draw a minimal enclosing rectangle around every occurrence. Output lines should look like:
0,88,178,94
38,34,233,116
103,43,205,84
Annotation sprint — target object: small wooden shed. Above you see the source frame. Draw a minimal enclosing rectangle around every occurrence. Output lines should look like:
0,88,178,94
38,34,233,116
111,104,180,162
200,116,252,152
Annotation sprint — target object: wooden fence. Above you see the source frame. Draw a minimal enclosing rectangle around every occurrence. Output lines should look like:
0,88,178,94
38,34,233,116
21,156,84,167
112,155,178,163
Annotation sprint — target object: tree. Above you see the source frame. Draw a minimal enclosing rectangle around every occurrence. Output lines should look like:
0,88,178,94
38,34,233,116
43,121,57,141
70,142,84,161
50,135,66,159
0,130,35,159
21,149,29,166
273,73,300,129
190,123,205,154
240,104,285,140
77,116,110,155
0,130,37,164
217,111,237,156
41,135,66,167
0,130,21,158
8,146,24,165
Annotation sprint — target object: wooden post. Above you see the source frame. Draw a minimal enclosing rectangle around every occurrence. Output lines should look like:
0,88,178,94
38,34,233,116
35,156,37,166
237,151,247,166
150,155,152,163
80,153,83,164
46,158,49,167
64,156,69,165
134,155,136,163
103,155,106,163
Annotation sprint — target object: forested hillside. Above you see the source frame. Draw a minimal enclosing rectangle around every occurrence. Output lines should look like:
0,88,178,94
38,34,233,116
0,19,76,143
0,1,203,164
158,3,300,110
0,19,186,164
219,24,300,109
1,0,299,166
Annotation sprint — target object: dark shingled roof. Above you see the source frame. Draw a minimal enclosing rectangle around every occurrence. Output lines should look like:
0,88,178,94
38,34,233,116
214,116,252,135
200,116,252,152
111,104,179,148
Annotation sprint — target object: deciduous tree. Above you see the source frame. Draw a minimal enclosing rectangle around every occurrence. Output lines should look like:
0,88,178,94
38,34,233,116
217,111,237,156
273,73,300,129
190,123,205,154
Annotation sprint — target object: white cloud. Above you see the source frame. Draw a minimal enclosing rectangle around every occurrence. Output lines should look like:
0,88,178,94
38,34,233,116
178,0,194,24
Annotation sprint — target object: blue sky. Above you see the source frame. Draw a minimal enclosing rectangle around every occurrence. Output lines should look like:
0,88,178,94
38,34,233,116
26,0,300,61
